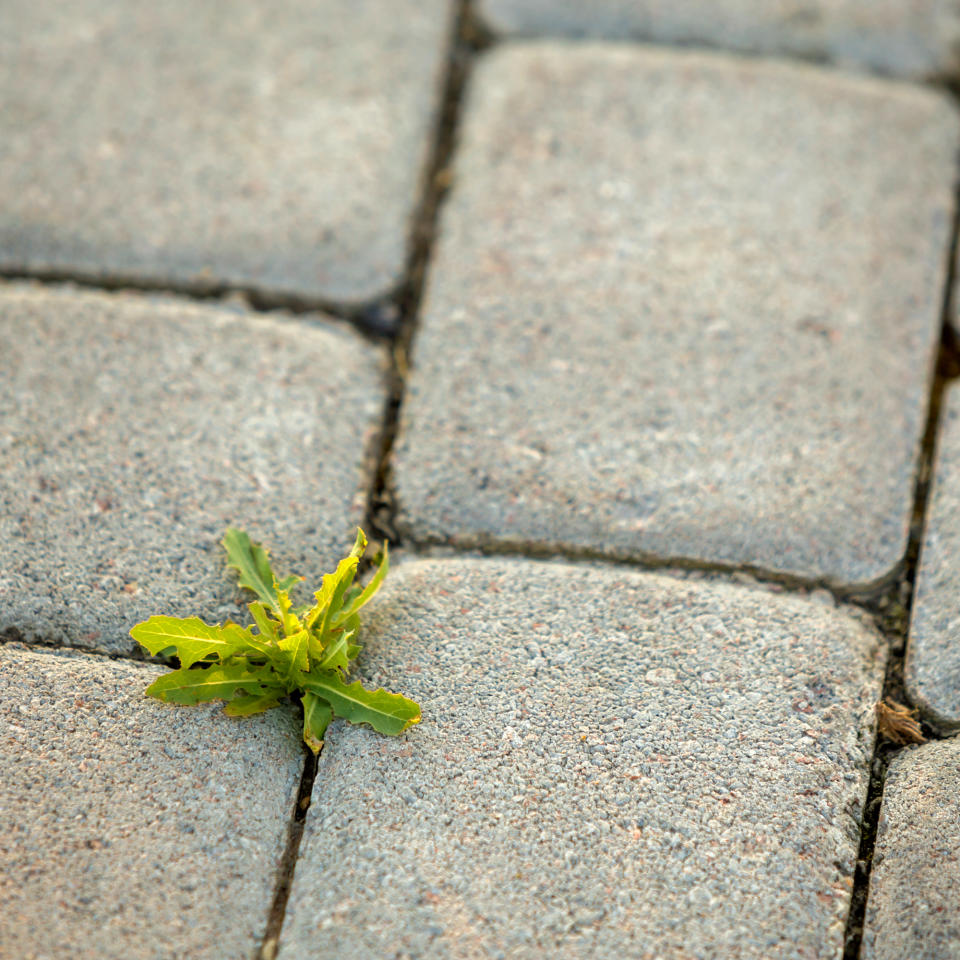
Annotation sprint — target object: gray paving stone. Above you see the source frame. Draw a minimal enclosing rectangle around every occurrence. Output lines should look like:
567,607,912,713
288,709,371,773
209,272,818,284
905,385,960,733
861,738,960,960
0,285,386,655
0,0,454,306
279,557,884,959
478,0,960,78
393,45,957,589
0,644,303,960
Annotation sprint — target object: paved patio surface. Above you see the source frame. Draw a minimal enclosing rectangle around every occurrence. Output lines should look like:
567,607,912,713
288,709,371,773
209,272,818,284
2,2,959,958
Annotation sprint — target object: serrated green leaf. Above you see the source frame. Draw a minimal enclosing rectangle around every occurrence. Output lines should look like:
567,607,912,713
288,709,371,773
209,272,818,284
145,662,279,705
228,634,284,668
315,611,359,672
277,588,303,638
223,528,285,615
305,630,325,664
348,527,368,559
277,628,311,677
249,602,280,642
277,574,301,593
341,583,363,609
303,554,359,633
300,671,420,736
317,628,354,672
224,692,283,717
131,616,248,668
302,692,333,754
334,543,389,627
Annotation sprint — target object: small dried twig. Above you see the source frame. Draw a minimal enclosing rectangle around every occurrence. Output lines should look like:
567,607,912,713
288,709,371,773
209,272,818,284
875,698,925,745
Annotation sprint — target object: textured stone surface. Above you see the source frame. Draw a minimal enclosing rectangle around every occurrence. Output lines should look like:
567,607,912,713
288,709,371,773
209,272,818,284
393,45,956,589
478,0,960,78
280,557,884,959
0,644,303,960
0,285,386,654
862,738,960,960
905,385,960,733
0,0,454,305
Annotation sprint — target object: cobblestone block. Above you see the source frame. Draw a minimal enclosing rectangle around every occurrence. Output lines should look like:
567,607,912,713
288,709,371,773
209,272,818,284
906,384,960,733
393,45,957,588
0,285,386,654
279,558,884,959
862,738,960,959
0,0,454,306
0,644,303,960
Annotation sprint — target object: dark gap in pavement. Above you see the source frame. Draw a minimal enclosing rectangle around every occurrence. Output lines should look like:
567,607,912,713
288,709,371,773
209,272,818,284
0,268,398,345
402,529,903,607
0,624,157,662
467,8,960,86
0,634,165,673
841,148,960,960
258,736,319,960
365,0,488,547
252,4,482,956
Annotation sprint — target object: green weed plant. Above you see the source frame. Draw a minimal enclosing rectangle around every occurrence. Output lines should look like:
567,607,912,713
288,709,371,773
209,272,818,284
131,529,420,752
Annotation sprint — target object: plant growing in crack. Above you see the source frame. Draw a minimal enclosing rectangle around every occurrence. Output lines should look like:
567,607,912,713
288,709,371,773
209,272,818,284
130,528,420,752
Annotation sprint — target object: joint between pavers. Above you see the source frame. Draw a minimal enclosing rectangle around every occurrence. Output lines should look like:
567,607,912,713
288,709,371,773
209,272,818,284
841,140,960,960
0,627,158,665
932,72,960,105
0,268,400,344
0,636,163,675
257,740,318,960
472,7,960,88
253,6,479,954
365,0,485,546
394,526,905,609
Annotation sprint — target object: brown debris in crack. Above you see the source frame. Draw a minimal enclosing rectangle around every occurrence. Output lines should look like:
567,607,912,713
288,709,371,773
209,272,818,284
875,698,926,746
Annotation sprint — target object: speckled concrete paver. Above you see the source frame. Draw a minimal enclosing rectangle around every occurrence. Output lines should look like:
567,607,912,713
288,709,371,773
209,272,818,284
4,3,960,956
0,0,453,306
861,738,960,960
478,0,960,78
0,285,386,655
905,384,960,733
279,558,884,959
0,644,303,960
393,45,957,589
